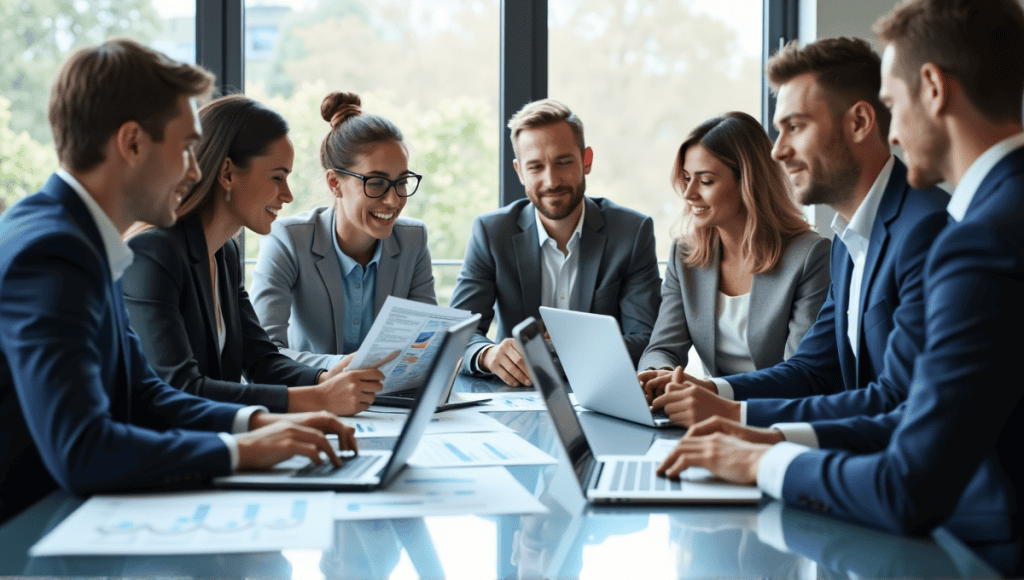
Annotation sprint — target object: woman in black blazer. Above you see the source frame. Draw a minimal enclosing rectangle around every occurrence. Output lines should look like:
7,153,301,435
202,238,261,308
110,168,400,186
122,95,390,415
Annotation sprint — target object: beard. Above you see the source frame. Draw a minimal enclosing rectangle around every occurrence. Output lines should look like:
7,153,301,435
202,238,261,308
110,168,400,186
532,176,586,222
790,133,860,208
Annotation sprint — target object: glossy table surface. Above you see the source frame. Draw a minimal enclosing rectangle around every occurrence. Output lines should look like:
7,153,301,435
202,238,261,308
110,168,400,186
0,376,1001,579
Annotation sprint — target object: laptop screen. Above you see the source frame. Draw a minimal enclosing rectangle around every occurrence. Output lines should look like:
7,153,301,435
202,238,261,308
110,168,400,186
514,317,596,489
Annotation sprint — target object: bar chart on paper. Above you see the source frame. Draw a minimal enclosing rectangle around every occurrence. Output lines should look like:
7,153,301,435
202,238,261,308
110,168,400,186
29,491,334,556
407,432,557,467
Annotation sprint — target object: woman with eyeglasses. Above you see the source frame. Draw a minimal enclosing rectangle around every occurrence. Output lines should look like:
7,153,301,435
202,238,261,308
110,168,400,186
121,94,391,417
250,91,436,369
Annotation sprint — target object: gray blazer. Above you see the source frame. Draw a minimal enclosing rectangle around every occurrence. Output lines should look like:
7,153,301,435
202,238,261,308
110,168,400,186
450,196,663,373
251,206,437,368
638,230,831,375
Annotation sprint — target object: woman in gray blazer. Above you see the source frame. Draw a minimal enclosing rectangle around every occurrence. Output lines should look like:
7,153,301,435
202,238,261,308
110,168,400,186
123,95,389,416
638,112,830,396
251,91,436,370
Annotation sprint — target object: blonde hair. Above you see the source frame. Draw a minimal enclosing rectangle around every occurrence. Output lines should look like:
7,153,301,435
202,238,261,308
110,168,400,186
507,98,585,158
674,112,809,274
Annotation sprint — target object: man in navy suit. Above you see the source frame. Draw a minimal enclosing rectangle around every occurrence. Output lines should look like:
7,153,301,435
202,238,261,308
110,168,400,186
645,37,949,432
0,39,357,524
659,0,1024,574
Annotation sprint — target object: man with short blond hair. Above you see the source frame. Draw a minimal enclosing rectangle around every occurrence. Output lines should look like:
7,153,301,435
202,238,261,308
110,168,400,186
451,98,662,386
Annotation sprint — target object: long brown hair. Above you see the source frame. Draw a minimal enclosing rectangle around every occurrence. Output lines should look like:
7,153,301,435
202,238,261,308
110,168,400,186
673,111,809,274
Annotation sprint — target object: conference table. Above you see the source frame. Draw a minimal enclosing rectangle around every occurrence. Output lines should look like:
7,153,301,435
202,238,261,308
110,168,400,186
0,376,1001,579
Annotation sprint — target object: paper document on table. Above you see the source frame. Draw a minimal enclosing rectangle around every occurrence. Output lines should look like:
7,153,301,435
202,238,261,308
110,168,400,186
408,432,557,467
345,408,514,438
472,392,548,412
347,296,472,395
29,491,333,556
332,466,547,520
643,438,681,462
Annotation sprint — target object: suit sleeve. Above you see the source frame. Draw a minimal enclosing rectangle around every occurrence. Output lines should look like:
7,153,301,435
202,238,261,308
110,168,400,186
407,222,438,306
747,212,944,425
637,240,692,371
0,234,237,495
122,232,293,412
782,235,831,360
780,218,1024,536
723,242,846,403
450,215,499,374
617,216,663,366
250,223,338,369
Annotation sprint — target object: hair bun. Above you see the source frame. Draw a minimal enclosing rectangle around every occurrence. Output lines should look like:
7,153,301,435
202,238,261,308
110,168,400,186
321,91,362,129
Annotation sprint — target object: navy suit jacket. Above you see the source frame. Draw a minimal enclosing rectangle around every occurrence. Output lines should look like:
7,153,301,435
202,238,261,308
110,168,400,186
780,147,1024,575
450,196,662,371
725,159,949,425
0,175,242,524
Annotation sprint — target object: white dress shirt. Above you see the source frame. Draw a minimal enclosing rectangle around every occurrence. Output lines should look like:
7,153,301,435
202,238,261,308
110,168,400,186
758,138,1024,500
55,170,263,471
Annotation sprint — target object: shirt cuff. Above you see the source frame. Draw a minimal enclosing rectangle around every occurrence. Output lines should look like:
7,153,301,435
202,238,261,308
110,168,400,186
712,378,734,400
756,441,811,500
770,422,820,448
471,345,492,375
739,401,747,425
755,501,789,553
217,432,240,472
232,405,270,433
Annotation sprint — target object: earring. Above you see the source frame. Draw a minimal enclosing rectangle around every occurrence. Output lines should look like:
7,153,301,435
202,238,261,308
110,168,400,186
225,189,232,203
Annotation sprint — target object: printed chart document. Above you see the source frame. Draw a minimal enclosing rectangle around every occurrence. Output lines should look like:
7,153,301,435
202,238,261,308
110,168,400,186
408,432,557,467
347,296,472,394
344,408,514,438
29,491,333,556
472,392,548,412
332,466,547,520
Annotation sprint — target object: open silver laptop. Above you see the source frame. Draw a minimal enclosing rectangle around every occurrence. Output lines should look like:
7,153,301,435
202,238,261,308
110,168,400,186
515,317,762,504
540,307,672,428
212,316,480,491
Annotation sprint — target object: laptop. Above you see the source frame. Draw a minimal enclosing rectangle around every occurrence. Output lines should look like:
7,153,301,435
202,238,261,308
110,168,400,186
540,307,672,428
374,314,492,412
212,316,480,491
515,317,762,504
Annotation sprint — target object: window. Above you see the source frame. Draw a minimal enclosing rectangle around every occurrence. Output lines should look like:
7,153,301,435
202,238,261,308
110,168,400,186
0,0,196,211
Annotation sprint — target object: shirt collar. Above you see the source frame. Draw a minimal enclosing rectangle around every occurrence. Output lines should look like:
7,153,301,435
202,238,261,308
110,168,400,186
535,200,586,249
55,169,134,281
332,224,382,276
831,155,895,247
948,132,1024,222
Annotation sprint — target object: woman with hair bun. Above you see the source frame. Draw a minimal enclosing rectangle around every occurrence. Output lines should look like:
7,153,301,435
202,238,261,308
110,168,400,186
638,111,831,407
251,91,436,368
122,94,390,418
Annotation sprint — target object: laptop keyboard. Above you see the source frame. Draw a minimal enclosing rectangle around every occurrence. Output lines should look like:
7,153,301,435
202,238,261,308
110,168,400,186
606,460,681,492
651,409,670,422
294,454,378,479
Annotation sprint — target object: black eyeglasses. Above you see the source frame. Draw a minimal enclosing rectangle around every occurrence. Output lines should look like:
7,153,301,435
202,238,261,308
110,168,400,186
333,168,422,198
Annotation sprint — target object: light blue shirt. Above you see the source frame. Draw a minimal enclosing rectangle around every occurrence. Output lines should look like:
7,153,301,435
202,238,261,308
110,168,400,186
332,230,382,355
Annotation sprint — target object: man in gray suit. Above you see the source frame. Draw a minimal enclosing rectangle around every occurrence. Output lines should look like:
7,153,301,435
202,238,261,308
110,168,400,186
450,99,662,386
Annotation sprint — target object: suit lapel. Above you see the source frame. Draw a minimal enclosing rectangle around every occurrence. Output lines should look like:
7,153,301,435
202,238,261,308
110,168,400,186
693,251,720,374
375,232,401,313
577,197,605,313
313,207,348,353
183,216,223,377
514,205,542,319
832,241,856,386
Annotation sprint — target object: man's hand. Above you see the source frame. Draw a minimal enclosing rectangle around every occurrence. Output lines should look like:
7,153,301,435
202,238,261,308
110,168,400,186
318,353,356,383
238,410,358,471
656,433,771,484
289,351,399,416
640,367,718,403
480,338,532,387
685,416,785,445
651,382,741,427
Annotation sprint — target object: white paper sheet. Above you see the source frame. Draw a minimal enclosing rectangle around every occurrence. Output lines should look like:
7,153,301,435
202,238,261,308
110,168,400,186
473,392,549,412
344,408,514,438
332,466,548,520
408,432,557,467
643,437,682,462
346,296,472,394
29,491,333,556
